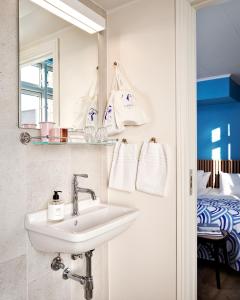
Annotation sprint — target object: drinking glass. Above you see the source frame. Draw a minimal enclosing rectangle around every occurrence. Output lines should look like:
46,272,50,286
39,122,55,142
95,127,108,143
84,126,96,143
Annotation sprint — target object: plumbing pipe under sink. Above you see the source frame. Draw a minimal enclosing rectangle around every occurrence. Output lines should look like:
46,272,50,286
51,250,94,300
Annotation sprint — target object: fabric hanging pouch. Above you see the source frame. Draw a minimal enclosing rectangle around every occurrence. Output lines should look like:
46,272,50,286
136,141,168,196
109,141,138,193
73,72,98,129
103,68,125,136
114,67,149,127
103,65,149,136
103,90,125,136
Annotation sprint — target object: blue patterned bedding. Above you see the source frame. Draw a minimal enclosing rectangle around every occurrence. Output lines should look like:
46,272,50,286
197,196,240,271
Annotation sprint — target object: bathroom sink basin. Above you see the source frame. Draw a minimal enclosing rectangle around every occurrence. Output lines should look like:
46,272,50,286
25,199,139,254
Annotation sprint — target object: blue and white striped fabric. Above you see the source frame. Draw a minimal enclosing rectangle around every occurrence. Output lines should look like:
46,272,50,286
197,197,240,271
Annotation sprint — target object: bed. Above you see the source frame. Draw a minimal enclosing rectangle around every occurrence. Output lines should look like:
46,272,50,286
197,160,240,271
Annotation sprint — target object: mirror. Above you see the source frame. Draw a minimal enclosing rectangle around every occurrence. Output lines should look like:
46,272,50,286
19,0,99,129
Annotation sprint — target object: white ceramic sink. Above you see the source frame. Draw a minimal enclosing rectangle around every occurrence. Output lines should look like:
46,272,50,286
25,198,139,254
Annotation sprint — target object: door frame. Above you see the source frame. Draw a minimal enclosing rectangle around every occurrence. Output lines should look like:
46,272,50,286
176,0,223,299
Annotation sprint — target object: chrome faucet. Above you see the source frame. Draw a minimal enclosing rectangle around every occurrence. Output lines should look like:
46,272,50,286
73,174,96,216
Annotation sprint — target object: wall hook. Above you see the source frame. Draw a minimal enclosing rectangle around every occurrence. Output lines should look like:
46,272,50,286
150,137,157,143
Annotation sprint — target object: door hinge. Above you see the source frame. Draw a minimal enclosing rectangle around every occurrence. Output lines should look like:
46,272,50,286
189,169,193,196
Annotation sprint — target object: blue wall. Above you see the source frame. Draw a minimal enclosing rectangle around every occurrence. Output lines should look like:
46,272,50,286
197,76,240,105
198,77,231,102
198,102,240,160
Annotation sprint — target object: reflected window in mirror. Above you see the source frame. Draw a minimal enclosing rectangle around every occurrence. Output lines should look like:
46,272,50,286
20,58,54,128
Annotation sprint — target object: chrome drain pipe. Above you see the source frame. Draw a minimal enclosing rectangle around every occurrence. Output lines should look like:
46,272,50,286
63,268,86,285
84,250,94,300
51,250,94,300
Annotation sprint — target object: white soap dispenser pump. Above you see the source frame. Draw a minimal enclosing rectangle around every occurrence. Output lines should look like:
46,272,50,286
48,191,64,222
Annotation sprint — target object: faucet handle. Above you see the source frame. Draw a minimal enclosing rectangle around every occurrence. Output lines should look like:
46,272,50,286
73,174,88,178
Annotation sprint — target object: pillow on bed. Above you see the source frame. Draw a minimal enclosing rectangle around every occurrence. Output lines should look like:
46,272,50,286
197,171,211,194
202,172,211,188
220,172,240,196
197,171,204,193
197,170,204,180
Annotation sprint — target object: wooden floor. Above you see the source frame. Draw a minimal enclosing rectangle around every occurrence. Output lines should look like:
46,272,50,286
198,261,240,300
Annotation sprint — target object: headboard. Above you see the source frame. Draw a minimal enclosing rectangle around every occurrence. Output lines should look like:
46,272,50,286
197,160,240,188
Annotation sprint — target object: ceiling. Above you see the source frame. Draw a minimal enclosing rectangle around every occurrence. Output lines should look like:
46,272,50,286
92,0,132,10
20,0,123,46
197,0,240,81
19,0,69,47
19,0,38,18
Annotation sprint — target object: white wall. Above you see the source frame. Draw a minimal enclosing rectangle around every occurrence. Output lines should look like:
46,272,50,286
0,1,108,300
107,0,177,299
58,27,98,128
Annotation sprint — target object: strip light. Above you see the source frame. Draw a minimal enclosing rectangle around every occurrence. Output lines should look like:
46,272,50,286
30,0,105,34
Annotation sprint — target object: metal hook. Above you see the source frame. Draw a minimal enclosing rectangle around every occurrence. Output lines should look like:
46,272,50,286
150,137,157,143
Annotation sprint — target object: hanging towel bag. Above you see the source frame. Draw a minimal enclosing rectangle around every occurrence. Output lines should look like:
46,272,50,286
73,75,98,129
103,68,125,136
103,89,125,136
114,67,149,127
103,65,149,136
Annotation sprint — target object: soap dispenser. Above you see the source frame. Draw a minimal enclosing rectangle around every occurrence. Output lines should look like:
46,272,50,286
48,191,64,221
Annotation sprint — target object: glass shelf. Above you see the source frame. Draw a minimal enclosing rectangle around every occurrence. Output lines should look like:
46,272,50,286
20,132,117,146
31,140,117,146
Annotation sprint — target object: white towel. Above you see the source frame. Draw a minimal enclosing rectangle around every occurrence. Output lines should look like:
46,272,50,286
136,142,167,196
109,141,138,193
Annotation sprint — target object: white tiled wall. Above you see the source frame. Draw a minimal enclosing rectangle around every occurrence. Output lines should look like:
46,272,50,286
0,256,27,300
0,1,108,300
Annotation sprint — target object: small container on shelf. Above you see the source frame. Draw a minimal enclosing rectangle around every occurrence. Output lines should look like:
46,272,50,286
39,122,55,142
84,126,96,143
49,128,61,143
95,127,108,142
68,129,85,143
60,128,68,142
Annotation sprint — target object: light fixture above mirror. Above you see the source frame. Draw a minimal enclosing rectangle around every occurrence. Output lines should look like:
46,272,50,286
29,0,105,34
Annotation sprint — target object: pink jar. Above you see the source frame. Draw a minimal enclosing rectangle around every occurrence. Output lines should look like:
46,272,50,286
39,122,55,142
49,128,61,143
